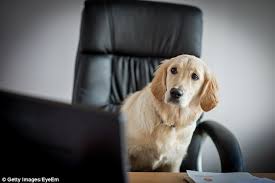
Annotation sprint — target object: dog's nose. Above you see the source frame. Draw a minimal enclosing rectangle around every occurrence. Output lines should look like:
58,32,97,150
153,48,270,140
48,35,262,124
170,88,183,99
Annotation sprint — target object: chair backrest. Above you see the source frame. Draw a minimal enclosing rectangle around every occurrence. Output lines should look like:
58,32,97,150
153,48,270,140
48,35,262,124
72,0,203,171
73,0,202,111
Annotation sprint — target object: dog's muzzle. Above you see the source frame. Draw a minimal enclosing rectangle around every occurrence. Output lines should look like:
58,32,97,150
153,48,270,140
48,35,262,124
170,88,183,102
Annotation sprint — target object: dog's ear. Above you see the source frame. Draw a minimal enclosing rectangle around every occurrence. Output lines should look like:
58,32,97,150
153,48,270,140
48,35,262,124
200,72,219,112
151,60,170,101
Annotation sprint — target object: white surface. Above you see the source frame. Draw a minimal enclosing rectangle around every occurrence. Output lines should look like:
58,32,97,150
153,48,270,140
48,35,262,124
187,170,275,183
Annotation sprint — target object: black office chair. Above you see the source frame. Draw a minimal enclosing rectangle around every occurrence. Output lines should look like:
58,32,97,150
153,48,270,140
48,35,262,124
72,0,244,172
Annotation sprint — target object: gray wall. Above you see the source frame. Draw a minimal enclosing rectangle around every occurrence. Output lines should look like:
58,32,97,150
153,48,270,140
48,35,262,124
0,0,82,102
0,0,274,172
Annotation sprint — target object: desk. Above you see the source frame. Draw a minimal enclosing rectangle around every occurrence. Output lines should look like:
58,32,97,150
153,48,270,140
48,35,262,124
129,172,275,183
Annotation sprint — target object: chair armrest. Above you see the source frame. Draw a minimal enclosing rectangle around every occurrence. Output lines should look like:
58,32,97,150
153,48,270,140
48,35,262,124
182,120,245,172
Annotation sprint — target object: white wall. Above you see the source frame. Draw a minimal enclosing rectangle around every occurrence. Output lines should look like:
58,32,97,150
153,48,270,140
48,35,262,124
0,0,274,172
0,0,83,102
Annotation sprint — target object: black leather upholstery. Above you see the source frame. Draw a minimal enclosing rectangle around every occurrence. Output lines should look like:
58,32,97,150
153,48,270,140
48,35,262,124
181,121,245,172
77,0,202,57
73,0,244,172
73,0,203,109
74,54,162,111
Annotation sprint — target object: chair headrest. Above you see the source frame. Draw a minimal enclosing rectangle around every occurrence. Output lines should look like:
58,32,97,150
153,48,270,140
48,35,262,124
79,0,203,58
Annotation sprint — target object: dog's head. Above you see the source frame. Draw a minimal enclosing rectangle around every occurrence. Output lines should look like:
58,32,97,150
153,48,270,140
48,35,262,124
151,54,219,112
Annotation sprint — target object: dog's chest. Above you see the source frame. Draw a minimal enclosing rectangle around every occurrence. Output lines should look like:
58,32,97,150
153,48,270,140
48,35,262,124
150,123,196,168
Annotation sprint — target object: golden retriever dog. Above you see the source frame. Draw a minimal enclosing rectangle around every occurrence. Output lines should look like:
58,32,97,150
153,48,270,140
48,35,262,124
121,54,219,172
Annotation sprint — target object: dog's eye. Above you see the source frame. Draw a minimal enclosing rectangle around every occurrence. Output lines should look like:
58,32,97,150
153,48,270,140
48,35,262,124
191,73,199,80
170,67,177,74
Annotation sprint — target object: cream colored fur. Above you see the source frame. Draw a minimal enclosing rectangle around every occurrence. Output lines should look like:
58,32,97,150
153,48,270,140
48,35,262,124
121,54,219,172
